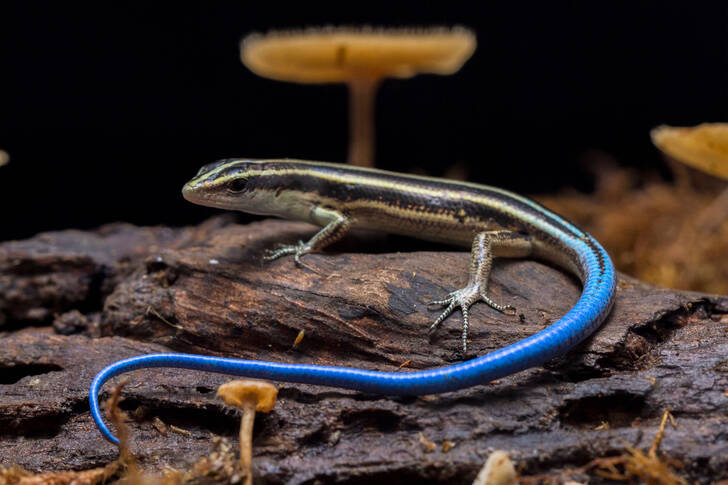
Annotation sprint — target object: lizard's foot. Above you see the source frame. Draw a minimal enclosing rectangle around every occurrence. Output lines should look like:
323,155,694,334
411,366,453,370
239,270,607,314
263,240,311,265
427,283,515,353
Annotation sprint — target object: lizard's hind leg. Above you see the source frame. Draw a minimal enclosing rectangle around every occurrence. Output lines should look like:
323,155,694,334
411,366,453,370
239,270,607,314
428,231,533,353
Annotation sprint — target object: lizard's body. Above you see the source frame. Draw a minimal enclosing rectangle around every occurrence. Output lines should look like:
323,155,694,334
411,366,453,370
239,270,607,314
90,159,615,443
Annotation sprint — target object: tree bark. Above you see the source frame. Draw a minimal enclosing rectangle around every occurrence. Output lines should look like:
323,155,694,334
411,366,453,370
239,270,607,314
1,218,727,483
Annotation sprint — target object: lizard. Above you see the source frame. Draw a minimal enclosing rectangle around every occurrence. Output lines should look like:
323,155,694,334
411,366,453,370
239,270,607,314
90,159,615,443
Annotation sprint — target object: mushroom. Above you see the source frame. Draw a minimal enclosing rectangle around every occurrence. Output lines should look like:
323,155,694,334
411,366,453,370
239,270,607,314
241,26,476,167
0,150,8,167
651,123,728,230
217,379,278,485
471,450,517,485
651,123,728,181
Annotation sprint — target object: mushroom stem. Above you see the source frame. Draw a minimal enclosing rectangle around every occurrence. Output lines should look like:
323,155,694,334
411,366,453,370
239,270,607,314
348,78,379,167
239,400,255,485
695,184,728,232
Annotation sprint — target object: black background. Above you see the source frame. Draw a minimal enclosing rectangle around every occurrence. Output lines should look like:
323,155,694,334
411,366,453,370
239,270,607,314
1,3,726,240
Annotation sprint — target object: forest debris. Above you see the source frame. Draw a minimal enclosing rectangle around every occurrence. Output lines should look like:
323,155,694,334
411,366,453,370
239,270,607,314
471,450,517,485
418,432,437,453
292,329,305,348
538,164,728,293
591,409,686,485
169,425,191,437
152,417,168,435
0,464,120,485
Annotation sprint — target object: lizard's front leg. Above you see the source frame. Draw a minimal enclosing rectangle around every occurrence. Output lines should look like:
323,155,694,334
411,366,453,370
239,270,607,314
428,231,533,353
264,207,350,265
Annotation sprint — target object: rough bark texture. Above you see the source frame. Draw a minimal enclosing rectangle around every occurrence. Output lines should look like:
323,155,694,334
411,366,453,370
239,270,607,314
1,218,727,484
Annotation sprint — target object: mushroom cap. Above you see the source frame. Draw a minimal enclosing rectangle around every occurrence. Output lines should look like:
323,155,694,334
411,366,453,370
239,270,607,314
217,380,278,412
651,123,728,180
241,26,476,83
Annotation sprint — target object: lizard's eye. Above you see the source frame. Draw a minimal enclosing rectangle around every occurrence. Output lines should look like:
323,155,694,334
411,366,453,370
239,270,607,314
227,178,247,193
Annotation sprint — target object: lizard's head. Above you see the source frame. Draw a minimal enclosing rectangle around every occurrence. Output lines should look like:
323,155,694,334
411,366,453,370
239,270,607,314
182,158,312,217
182,158,270,213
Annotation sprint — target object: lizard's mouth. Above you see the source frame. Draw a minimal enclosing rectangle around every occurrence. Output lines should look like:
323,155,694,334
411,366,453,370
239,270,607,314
181,181,201,203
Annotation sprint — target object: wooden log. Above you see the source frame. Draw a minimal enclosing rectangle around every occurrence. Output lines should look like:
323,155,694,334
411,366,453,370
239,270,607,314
1,219,727,483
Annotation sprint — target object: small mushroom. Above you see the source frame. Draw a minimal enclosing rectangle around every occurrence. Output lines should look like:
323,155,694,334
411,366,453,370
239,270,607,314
217,379,278,485
0,149,8,167
241,27,476,167
471,450,517,485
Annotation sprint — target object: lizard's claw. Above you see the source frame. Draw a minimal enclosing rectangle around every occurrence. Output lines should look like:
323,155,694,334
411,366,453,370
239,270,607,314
263,240,311,265
427,283,515,353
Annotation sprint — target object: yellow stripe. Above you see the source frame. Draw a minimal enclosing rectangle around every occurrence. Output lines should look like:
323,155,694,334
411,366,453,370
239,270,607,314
204,159,585,239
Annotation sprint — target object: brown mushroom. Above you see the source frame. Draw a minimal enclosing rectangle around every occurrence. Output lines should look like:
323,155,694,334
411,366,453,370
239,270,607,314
217,380,278,485
241,26,476,166
651,123,728,181
651,123,728,230
0,150,8,168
